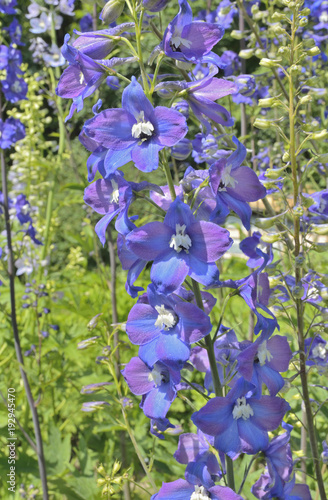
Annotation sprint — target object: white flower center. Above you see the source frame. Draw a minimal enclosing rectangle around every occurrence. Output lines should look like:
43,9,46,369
154,305,176,330
171,26,192,50
319,11,328,23
148,364,164,386
169,224,192,253
190,486,210,500
79,72,85,85
131,111,154,140
312,343,327,359
218,165,237,191
257,340,273,366
110,179,119,204
11,81,22,92
232,397,254,420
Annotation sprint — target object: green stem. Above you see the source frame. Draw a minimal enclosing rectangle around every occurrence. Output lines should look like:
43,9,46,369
288,9,327,499
162,150,176,201
110,366,156,491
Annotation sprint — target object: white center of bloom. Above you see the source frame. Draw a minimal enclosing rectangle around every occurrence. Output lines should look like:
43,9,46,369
190,486,210,500
154,305,176,330
169,224,192,253
312,343,327,359
171,26,192,50
131,111,154,140
148,364,163,386
79,72,85,85
232,397,254,420
257,340,273,366
308,285,319,301
11,81,22,93
110,179,120,204
218,165,237,191
320,11,328,23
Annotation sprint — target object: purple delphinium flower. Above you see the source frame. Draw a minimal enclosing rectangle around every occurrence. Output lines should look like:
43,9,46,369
192,378,290,458
239,231,270,268
56,34,136,121
0,118,25,149
126,283,212,367
237,334,292,396
6,18,24,45
163,0,225,67
252,472,311,500
126,197,232,294
322,440,328,463
83,172,133,246
151,478,243,500
79,13,93,32
220,50,241,76
261,422,294,495
0,0,17,14
122,356,180,419
174,430,223,489
1,73,28,103
83,77,188,174
209,137,267,230
304,335,327,367
72,23,135,59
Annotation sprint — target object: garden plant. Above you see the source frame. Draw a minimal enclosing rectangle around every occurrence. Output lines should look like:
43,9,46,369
0,0,328,499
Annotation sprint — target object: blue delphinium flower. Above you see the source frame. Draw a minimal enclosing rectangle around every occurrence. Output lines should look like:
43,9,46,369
0,0,17,14
209,137,267,230
163,0,225,67
121,356,180,419
174,429,224,489
83,77,188,174
192,378,290,458
237,334,292,396
126,283,212,366
0,118,25,149
126,197,232,294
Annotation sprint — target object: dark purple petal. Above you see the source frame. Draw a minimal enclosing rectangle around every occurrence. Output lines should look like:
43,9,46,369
127,303,160,345
131,141,162,172
126,222,173,260
190,221,232,262
122,76,154,120
151,252,189,294
250,396,290,431
188,258,220,287
176,301,211,343
153,106,188,147
181,22,224,60
84,109,136,150
122,357,154,395
238,419,269,454
226,166,266,202
192,397,233,435
142,384,175,419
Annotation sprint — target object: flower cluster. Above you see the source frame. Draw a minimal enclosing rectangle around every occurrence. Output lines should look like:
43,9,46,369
57,0,327,498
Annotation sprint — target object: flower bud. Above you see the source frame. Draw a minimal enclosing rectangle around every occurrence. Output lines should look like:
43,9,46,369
255,49,265,58
100,0,125,24
260,233,281,243
112,460,121,475
299,17,308,27
300,8,310,16
259,58,282,68
299,95,312,105
254,118,274,129
272,12,286,21
312,130,328,140
307,46,321,57
258,97,278,107
239,49,255,59
312,224,328,235
231,30,244,40
282,152,290,162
